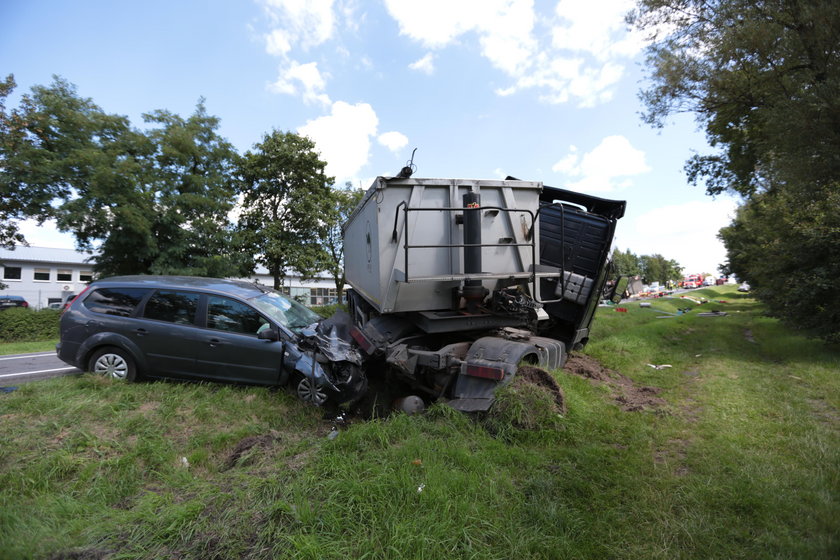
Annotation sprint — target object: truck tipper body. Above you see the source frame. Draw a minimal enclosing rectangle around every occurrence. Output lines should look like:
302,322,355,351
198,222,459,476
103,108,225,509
330,176,625,412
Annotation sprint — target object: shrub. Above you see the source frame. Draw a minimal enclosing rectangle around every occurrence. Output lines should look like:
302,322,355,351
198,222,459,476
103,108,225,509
0,308,60,342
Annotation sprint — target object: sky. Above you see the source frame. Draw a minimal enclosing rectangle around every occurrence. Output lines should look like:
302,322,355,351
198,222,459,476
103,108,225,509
1,0,740,275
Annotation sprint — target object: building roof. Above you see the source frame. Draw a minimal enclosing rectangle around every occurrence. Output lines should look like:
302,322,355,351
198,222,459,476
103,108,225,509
0,246,96,266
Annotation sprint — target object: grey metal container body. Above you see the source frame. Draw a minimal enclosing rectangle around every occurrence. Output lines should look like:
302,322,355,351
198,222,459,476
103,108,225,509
343,177,542,314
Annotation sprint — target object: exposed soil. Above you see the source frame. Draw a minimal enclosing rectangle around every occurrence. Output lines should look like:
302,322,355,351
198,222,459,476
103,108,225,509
563,354,667,412
222,433,282,471
515,365,567,414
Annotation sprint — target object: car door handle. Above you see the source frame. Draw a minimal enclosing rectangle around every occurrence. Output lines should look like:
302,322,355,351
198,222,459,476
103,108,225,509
208,338,222,348
135,328,148,336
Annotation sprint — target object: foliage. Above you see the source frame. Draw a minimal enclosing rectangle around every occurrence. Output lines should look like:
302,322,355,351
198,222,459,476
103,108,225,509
236,131,334,289
612,248,682,283
612,248,642,277
1,76,245,277
630,0,840,339
320,184,365,301
719,186,840,341
0,307,60,342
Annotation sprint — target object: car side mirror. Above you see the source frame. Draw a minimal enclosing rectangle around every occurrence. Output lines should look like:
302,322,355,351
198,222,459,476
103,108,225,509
258,327,280,342
607,276,630,304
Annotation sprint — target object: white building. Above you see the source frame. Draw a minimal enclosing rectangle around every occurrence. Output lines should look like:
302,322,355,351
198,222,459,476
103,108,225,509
0,246,342,309
0,246,95,308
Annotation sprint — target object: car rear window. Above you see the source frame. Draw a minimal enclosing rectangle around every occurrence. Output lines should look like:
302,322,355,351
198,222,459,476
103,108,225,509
143,290,200,324
83,287,150,317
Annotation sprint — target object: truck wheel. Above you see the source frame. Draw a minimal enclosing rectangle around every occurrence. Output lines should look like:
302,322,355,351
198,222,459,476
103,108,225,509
88,347,139,382
295,374,329,406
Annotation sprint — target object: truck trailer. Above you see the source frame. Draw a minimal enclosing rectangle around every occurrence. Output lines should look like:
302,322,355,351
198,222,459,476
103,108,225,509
299,176,625,412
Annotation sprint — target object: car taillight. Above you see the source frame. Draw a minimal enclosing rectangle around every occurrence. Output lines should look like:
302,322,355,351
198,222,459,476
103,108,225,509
22,301,28,308
62,285,91,314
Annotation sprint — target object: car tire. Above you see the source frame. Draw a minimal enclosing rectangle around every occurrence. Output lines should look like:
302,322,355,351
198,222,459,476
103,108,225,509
88,347,140,382
293,373,329,407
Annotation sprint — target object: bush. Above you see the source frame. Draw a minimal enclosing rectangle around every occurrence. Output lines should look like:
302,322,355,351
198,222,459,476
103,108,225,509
0,308,60,342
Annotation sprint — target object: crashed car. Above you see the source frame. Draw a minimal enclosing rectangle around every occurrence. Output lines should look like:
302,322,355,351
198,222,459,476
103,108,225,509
57,275,366,404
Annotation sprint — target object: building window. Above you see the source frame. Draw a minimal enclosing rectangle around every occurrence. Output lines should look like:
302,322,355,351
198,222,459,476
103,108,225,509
79,272,93,283
2,266,21,280
309,287,337,306
34,268,51,281
57,270,72,282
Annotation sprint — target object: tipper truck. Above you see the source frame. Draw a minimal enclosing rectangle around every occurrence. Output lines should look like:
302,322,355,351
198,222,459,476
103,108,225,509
302,175,625,412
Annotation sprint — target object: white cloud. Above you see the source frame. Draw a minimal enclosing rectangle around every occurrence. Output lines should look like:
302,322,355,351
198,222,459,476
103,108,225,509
616,198,739,274
552,135,649,192
384,0,644,107
297,101,379,181
268,61,331,105
378,131,409,153
261,0,335,53
385,0,536,75
409,53,435,74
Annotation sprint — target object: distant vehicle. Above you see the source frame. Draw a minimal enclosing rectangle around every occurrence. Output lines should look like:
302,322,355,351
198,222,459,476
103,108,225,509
682,274,703,289
703,276,716,286
738,282,751,292
0,295,29,310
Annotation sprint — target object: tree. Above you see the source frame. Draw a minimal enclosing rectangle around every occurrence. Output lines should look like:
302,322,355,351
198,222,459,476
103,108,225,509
1,76,244,277
639,253,683,284
630,0,840,340
236,131,334,290
612,248,642,277
320,183,365,302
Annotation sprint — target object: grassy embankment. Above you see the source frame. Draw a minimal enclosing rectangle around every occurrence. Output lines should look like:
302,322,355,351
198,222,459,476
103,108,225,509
0,285,837,559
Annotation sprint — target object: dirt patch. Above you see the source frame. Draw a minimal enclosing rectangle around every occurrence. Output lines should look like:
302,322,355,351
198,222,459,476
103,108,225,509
654,438,691,476
563,353,615,382
563,354,667,412
516,366,567,414
222,433,282,471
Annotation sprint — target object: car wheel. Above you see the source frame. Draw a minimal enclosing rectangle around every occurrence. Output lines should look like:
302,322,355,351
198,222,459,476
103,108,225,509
295,374,329,406
88,347,139,382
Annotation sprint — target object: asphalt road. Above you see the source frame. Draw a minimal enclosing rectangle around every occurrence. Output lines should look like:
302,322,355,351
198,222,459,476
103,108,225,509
0,351,82,387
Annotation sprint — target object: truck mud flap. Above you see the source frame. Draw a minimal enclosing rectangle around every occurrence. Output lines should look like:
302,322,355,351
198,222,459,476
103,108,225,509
447,397,495,412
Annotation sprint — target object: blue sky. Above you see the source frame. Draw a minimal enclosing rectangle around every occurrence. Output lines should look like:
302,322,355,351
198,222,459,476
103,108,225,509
2,0,739,275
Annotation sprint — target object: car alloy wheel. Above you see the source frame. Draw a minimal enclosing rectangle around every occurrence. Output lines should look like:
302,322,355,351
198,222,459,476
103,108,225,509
296,376,329,406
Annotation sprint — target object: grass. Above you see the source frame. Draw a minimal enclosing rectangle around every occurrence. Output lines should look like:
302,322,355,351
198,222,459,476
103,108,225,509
0,286,837,559
0,339,58,355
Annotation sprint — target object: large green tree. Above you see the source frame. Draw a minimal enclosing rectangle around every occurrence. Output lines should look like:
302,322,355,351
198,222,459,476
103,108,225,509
1,76,244,277
630,0,840,340
320,183,365,302
236,131,334,290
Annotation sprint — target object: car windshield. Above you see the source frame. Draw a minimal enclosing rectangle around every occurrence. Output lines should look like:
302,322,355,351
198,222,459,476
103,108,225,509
249,291,322,333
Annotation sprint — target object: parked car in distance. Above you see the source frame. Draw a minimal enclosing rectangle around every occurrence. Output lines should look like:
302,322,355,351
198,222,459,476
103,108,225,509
57,276,367,405
738,282,751,292
0,295,29,310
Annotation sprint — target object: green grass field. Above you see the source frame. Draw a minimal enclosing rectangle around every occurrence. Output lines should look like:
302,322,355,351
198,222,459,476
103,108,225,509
0,286,837,559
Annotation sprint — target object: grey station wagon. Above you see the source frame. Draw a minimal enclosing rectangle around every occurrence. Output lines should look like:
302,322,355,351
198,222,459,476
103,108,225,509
57,276,366,405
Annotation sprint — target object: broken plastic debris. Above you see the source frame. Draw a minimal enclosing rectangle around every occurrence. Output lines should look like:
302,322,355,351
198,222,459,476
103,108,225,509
615,308,628,313
647,364,672,370
327,429,339,440
417,483,426,493
180,457,190,468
